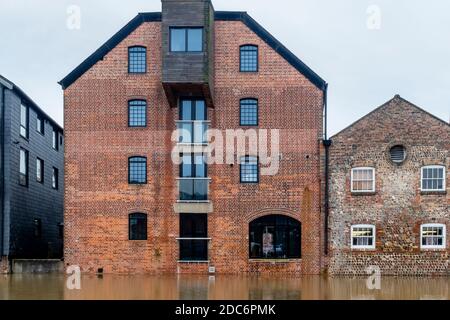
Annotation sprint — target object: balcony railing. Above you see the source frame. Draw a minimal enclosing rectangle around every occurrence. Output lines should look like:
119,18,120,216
178,177,210,201
176,120,210,145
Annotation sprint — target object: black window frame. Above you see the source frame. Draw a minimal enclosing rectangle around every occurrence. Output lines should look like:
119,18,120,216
128,99,147,127
33,218,42,238
128,156,148,184
179,99,207,121
19,148,29,187
52,128,59,151
180,153,207,178
36,114,45,135
169,27,204,53
20,103,29,139
128,46,147,74
239,98,259,126
240,45,259,72
179,213,208,261
52,167,59,190
249,215,301,259
36,157,44,183
240,155,259,183
129,213,148,241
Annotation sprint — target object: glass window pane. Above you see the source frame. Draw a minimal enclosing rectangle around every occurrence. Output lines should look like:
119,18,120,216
171,28,186,52
240,45,258,72
187,28,202,51
195,100,206,120
128,47,146,73
128,100,147,127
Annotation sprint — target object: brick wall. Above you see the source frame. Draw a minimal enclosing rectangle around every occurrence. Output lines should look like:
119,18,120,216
328,96,450,276
64,20,325,274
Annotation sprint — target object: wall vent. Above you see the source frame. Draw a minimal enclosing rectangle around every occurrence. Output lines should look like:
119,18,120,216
389,145,406,163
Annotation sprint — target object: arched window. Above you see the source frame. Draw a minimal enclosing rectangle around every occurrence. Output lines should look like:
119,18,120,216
128,100,147,127
129,213,147,240
420,223,446,249
240,98,258,126
249,215,301,259
128,46,147,73
240,45,258,72
128,156,147,184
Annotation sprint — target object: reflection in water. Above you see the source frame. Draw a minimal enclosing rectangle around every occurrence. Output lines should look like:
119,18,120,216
0,274,448,300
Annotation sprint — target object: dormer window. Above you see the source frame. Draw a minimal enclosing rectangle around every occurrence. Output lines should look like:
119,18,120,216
170,27,203,52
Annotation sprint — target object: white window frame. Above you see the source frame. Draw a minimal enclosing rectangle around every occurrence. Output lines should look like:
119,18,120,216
420,165,446,192
351,167,376,193
351,224,376,250
420,223,446,250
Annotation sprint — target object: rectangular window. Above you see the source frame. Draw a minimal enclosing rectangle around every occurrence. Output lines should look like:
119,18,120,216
128,100,147,127
19,148,28,186
178,100,207,144
33,218,42,238
180,154,207,178
351,167,375,192
128,46,147,73
240,99,258,126
240,156,259,183
179,214,208,261
52,167,59,190
170,28,203,52
36,115,45,134
36,158,44,183
421,166,445,191
52,128,59,150
129,213,148,240
20,104,29,138
421,224,446,249
351,225,375,249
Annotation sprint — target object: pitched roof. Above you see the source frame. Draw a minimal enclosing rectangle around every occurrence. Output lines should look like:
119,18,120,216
0,74,63,131
59,11,327,91
330,95,449,139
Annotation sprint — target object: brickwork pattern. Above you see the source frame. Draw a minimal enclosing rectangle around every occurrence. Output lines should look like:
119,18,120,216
64,20,325,274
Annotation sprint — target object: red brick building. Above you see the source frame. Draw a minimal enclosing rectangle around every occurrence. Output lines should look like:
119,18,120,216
328,96,449,276
60,0,327,274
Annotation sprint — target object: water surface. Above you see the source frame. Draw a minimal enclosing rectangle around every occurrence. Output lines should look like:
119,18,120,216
0,275,448,300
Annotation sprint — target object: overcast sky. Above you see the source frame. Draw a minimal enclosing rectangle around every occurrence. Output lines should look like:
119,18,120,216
0,0,449,135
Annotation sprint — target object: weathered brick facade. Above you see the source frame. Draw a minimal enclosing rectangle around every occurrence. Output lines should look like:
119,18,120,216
62,6,326,274
328,96,449,276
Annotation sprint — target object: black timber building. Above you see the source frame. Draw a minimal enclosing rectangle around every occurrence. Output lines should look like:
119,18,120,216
0,75,64,272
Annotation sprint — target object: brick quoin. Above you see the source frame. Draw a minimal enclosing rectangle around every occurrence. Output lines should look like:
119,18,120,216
63,17,326,273
328,96,450,276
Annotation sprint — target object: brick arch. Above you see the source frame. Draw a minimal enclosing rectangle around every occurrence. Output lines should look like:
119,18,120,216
246,208,300,224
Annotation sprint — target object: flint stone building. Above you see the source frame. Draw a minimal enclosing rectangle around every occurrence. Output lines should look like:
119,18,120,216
60,0,328,274
0,75,64,273
328,96,449,276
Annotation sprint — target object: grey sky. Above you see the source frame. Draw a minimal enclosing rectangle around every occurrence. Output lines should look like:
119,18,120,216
0,0,449,135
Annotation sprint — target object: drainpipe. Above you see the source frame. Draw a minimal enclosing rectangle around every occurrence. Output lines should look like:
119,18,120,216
322,83,331,256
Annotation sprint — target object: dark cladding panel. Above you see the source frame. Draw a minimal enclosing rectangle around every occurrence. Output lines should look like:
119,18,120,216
162,0,215,108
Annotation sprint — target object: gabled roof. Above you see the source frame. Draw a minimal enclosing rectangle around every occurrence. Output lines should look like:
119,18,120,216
331,95,449,139
59,11,327,91
0,74,63,131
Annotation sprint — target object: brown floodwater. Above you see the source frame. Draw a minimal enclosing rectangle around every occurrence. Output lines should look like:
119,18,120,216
0,274,448,300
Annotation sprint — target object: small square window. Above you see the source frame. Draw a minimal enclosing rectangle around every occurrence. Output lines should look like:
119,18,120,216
170,28,203,52
421,224,446,249
351,167,375,192
421,166,446,191
351,225,376,249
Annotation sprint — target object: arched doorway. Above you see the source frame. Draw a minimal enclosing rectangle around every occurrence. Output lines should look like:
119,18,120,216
249,215,301,259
